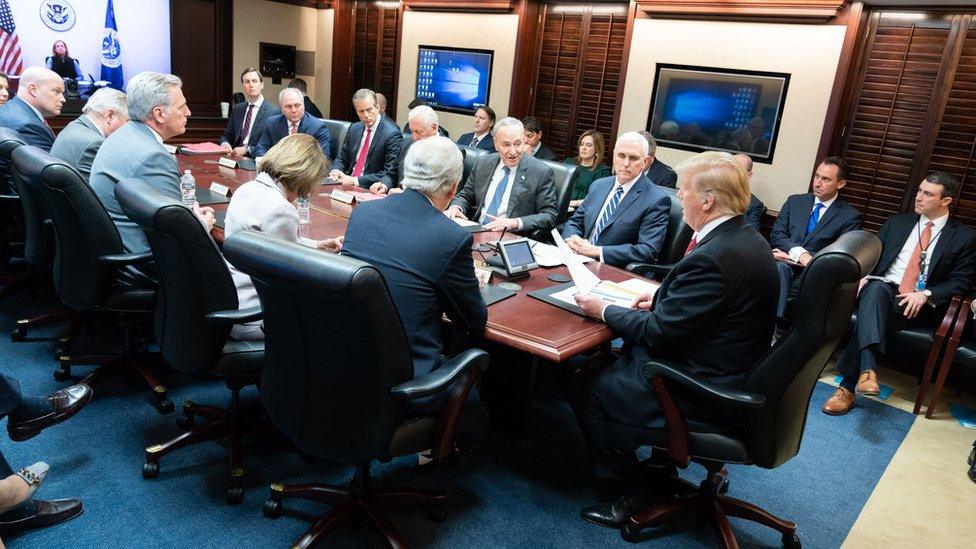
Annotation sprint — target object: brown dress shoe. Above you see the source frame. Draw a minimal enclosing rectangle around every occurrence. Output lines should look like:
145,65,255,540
822,387,855,416
856,370,880,396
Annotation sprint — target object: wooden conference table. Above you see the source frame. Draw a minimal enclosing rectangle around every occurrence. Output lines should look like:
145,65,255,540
178,154,656,363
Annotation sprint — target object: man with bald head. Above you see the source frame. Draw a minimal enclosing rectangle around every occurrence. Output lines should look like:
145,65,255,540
0,67,65,151
730,153,767,232
252,87,330,158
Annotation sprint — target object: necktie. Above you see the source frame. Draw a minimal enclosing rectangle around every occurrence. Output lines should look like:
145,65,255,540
481,166,512,224
684,235,698,257
352,127,373,177
590,185,624,244
289,122,298,135
471,136,480,149
899,221,934,294
237,104,254,147
805,202,824,237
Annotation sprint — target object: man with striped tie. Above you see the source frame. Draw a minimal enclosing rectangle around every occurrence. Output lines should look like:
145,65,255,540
823,172,976,415
561,131,670,267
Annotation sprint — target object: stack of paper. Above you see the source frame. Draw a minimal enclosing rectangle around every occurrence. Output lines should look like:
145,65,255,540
179,142,227,155
529,240,593,267
347,190,385,202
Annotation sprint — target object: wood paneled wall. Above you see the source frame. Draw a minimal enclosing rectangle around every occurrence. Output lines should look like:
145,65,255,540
171,0,233,118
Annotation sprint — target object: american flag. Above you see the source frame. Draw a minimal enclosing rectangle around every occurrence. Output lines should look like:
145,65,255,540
0,0,22,76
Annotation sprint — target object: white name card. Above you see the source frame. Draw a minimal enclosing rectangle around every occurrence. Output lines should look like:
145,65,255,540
330,189,355,204
163,144,178,154
209,182,230,196
217,157,237,169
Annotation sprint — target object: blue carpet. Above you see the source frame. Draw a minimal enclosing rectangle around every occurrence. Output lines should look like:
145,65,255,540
0,291,915,548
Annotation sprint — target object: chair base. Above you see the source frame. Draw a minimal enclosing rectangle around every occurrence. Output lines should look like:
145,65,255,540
622,467,798,549
264,464,447,549
10,307,79,344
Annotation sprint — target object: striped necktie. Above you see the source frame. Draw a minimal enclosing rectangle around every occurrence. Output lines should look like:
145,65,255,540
590,184,624,244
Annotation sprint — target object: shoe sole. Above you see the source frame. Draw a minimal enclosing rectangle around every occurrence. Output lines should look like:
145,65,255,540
821,405,853,416
0,505,83,537
580,513,626,529
857,388,880,397
7,390,93,442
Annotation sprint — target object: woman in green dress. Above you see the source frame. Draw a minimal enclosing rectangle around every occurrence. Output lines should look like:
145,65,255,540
564,130,612,208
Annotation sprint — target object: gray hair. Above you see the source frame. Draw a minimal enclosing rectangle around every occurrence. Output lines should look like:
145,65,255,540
83,88,128,119
638,130,657,155
616,131,650,157
126,71,182,122
493,117,523,137
407,105,438,128
352,88,377,107
278,87,303,104
401,136,463,197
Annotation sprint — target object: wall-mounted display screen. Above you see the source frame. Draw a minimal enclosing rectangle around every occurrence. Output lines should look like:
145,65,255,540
260,42,296,81
646,64,790,163
416,46,493,115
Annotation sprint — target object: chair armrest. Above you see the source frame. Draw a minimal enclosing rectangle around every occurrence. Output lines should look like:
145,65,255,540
0,193,18,204
391,348,489,401
204,306,263,325
642,360,766,410
97,250,155,266
626,262,675,279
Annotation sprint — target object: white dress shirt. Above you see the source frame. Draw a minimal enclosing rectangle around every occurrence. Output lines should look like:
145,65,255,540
83,115,105,138
591,174,641,262
788,194,837,262
883,212,949,286
480,160,522,229
240,96,264,147
688,215,735,249
470,130,490,148
24,100,46,125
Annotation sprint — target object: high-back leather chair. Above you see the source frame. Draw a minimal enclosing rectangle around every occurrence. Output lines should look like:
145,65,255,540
12,146,166,408
458,144,487,192
625,186,693,280
322,118,351,162
0,129,27,292
539,159,579,227
115,178,266,504
621,230,881,547
223,230,489,548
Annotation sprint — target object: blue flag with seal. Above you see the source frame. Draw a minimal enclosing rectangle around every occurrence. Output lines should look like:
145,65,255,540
99,0,123,89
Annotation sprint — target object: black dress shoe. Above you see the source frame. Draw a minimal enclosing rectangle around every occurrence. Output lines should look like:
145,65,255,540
581,493,650,528
969,441,976,483
7,384,93,442
0,499,83,537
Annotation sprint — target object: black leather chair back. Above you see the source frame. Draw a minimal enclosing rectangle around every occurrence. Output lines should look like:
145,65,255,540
7,135,53,268
539,159,579,226
458,145,487,192
223,231,413,463
0,128,25,195
13,146,123,310
115,179,238,374
741,230,880,468
659,187,693,265
322,119,352,162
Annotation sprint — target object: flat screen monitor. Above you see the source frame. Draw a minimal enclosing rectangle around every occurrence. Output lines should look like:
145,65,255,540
646,64,790,163
260,42,296,80
416,46,493,115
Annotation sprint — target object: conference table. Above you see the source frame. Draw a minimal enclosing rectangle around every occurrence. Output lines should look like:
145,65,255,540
177,154,657,364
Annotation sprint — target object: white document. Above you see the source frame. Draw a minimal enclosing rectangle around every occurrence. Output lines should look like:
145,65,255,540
551,229,601,293
529,239,593,268
451,217,480,228
550,278,657,309
298,237,318,249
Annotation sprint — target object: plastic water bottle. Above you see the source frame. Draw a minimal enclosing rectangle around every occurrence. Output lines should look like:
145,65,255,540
180,170,197,207
297,196,311,224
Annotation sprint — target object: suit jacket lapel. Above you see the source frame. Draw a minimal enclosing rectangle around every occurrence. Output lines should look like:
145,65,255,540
505,161,530,217
879,215,917,272
600,178,646,233
927,217,957,273
584,180,614,235
804,200,842,245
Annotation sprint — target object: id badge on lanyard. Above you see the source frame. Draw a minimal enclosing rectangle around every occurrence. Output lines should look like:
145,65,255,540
916,251,928,291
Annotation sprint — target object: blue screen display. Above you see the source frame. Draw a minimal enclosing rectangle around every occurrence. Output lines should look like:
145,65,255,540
662,79,762,134
416,47,492,114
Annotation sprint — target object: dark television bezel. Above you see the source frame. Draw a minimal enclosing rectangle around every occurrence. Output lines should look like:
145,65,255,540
646,63,791,164
416,45,494,116
259,42,296,80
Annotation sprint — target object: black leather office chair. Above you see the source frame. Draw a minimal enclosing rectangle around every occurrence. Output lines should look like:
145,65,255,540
223,231,489,548
621,230,881,547
115,178,266,504
626,186,693,280
322,118,351,162
232,92,246,105
13,146,169,411
458,144,487,192
0,128,27,292
539,159,579,228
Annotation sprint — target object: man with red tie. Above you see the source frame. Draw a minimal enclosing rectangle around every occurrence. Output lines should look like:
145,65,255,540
252,87,331,159
219,68,279,157
329,88,402,189
823,172,976,415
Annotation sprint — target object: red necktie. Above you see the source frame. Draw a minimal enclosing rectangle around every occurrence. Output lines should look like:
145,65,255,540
237,104,254,147
684,235,698,257
289,122,298,135
899,221,934,294
352,127,373,177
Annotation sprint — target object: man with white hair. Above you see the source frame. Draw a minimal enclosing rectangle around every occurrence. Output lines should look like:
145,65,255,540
561,131,670,267
51,88,129,180
342,136,488,412
447,116,557,233
89,71,214,286
251,87,330,158
0,66,65,151
372,104,439,193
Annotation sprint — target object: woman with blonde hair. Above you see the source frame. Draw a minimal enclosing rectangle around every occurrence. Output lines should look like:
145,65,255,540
565,129,612,208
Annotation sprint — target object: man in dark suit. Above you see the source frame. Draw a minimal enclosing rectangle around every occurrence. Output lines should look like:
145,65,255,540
573,151,778,528
456,105,496,152
638,131,678,189
287,78,323,118
341,136,487,413
731,153,767,231
402,98,450,138
561,131,670,267
383,104,441,192
447,117,558,234
252,88,330,159
329,88,402,190
50,88,128,180
220,68,279,157
0,67,64,188
770,156,861,319
823,172,976,415
522,116,557,160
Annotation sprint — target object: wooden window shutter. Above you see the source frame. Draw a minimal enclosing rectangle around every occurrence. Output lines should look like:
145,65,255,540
351,2,400,119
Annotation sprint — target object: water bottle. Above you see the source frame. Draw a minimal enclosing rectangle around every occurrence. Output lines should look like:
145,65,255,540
180,170,197,207
297,196,311,225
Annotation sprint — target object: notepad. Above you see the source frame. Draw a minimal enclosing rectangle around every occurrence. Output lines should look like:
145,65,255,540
179,142,227,155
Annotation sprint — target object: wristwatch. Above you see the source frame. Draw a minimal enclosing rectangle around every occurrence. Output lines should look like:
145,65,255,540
922,289,933,298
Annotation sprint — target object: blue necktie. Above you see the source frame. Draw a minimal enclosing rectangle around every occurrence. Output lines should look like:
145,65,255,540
805,202,824,237
481,166,511,224
591,185,624,244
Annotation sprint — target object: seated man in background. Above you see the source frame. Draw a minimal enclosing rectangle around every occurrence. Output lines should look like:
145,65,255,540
402,98,450,138
50,88,128,180
0,67,64,152
342,136,488,413
561,131,670,267
522,116,557,160
770,156,860,321
823,172,976,415
375,92,388,117
638,131,677,189
330,88,402,190
730,153,767,232
287,78,322,118
252,88,330,159
571,151,779,528
376,104,441,193
456,106,496,152
447,117,558,234
220,68,278,157
89,71,215,287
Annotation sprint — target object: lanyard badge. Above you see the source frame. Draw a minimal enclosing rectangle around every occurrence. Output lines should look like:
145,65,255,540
916,251,927,291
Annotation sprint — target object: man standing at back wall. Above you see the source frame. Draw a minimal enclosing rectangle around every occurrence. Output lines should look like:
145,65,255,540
330,88,402,190
220,68,279,158
50,88,128,181
252,88,330,159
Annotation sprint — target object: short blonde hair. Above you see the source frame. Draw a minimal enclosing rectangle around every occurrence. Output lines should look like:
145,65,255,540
259,134,329,199
676,151,750,216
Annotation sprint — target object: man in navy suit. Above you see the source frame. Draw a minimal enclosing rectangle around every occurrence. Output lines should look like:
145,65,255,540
220,68,279,157
0,67,65,191
456,105,496,152
329,88,402,190
252,88,330,159
823,172,976,415
731,154,767,232
561,131,670,267
638,131,677,189
770,156,861,319
341,136,487,413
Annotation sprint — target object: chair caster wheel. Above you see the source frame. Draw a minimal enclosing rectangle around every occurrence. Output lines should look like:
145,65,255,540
427,503,446,523
263,499,283,519
53,368,71,382
720,478,730,494
783,533,801,548
53,346,66,359
142,461,160,479
176,415,194,429
621,525,641,543
227,487,244,505
11,327,26,341
155,398,174,414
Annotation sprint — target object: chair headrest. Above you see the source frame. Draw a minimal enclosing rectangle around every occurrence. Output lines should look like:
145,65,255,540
11,145,72,182
0,128,26,158
114,177,183,230
808,230,881,278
